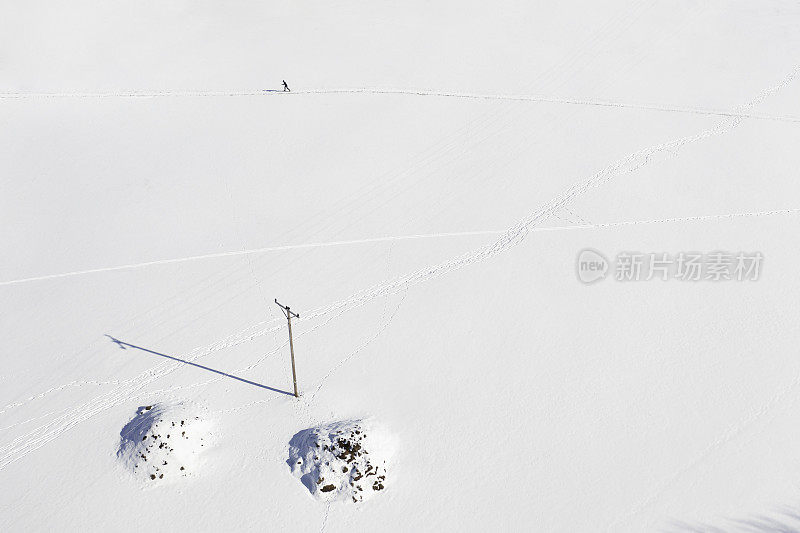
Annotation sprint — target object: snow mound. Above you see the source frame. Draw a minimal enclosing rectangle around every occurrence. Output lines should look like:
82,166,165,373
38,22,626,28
288,419,395,503
117,402,213,482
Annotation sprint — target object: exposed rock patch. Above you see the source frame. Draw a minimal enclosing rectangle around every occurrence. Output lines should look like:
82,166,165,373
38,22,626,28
288,420,394,503
117,402,212,482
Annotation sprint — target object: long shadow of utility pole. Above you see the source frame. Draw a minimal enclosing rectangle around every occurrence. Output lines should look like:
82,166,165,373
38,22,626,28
105,335,294,397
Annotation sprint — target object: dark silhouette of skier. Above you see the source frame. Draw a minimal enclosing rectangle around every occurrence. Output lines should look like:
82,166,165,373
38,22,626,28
282,80,290,92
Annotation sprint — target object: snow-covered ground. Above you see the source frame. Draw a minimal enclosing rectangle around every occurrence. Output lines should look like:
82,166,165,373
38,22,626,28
3,1,800,531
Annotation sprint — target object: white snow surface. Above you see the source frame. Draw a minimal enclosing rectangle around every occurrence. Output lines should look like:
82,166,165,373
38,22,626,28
3,1,800,531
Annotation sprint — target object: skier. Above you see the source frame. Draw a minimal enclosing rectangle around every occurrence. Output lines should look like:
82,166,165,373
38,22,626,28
282,80,290,92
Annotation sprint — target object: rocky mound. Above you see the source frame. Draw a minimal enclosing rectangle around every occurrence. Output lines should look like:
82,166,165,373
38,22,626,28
288,420,394,503
117,402,212,482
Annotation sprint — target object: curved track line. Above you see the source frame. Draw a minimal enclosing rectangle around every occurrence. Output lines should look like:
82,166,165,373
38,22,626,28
300,88,800,124
4,209,798,288
552,208,800,232
2,209,797,418
0,231,503,287
2,88,799,123
1,67,797,472
293,65,800,323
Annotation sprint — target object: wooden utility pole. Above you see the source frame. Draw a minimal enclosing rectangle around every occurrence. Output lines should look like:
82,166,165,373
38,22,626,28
275,299,300,398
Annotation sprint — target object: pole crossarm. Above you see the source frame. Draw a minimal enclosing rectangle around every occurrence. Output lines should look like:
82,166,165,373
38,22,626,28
274,298,299,319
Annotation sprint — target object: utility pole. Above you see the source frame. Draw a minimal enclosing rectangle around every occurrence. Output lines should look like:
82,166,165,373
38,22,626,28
275,299,300,398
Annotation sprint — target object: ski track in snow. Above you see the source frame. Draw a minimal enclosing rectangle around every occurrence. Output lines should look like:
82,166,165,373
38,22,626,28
0,230,504,287
0,319,286,470
3,209,798,288
320,503,331,533
0,289,368,469
605,360,800,532
0,379,137,416
2,87,800,123
4,207,796,418
309,291,408,403
0,406,75,433
0,66,797,472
